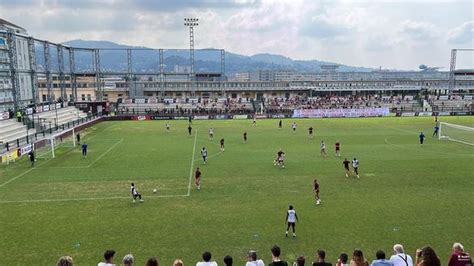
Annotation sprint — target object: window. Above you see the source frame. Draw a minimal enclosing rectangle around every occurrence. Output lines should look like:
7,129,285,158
87,94,91,101
42,95,47,102
81,94,86,101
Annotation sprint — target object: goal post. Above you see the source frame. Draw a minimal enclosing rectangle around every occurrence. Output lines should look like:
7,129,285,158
35,127,77,160
438,122,474,146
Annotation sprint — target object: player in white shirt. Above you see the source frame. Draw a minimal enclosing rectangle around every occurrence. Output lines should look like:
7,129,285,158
320,140,327,157
165,122,170,132
201,147,208,164
253,117,257,127
130,183,144,203
352,158,360,178
291,122,297,133
285,205,299,238
208,128,214,140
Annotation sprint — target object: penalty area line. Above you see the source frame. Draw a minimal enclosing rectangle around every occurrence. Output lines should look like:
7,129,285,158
187,130,198,196
0,193,188,204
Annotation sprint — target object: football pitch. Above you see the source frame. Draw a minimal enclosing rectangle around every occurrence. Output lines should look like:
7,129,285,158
0,116,473,265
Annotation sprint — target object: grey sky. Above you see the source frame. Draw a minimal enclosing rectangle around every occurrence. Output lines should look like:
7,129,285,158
1,0,473,70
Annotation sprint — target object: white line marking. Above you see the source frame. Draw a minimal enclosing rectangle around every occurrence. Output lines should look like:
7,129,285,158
86,138,123,168
0,193,187,204
187,130,198,196
0,158,53,187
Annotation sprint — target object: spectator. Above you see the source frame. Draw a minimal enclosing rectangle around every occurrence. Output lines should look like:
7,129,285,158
246,250,265,266
196,251,218,266
389,244,413,266
350,250,369,266
448,243,472,266
57,255,74,266
145,257,159,266
295,256,305,266
223,255,233,266
415,246,440,266
122,254,134,266
173,259,184,266
312,250,331,266
269,245,288,266
371,250,393,266
98,250,116,266
336,253,349,266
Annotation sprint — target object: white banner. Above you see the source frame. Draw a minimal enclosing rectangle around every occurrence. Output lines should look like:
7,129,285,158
43,105,50,112
293,107,390,118
0,111,9,121
20,144,32,157
56,103,62,109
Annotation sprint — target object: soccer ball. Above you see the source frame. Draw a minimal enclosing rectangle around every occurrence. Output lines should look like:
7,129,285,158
153,189,157,193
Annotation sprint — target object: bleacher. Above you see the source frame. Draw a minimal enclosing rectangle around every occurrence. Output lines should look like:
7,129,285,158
0,118,35,145
35,106,88,129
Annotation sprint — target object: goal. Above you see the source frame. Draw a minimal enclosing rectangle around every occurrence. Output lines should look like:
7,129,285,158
36,127,78,159
438,122,474,146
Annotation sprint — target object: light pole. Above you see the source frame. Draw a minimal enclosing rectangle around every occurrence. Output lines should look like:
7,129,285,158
184,18,198,97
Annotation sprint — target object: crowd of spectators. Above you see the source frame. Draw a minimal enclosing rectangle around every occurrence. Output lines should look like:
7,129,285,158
55,243,472,266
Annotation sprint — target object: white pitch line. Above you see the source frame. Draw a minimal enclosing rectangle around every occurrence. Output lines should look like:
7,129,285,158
0,158,54,188
0,193,187,204
187,130,198,196
85,138,123,168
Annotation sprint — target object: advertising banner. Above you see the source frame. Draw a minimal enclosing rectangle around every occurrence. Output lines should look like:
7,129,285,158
20,144,32,157
43,105,50,112
56,103,62,109
402,112,416,117
233,115,248,120
150,116,171,120
194,115,209,120
0,111,9,121
271,114,286,118
214,115,227,120
1,149,18,164
255,114,268,119
25,108,33,115
293,107,390,118
132,115,150,121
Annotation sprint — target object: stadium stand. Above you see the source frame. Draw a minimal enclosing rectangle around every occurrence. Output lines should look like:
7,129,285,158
0,117,35,145
34,106,88,129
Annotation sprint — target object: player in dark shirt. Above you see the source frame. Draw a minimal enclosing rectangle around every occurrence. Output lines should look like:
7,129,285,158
313,178,321,205
433,125,439,137
188,124,192,136
342,158,350,177
419,132,425,144
195,167,201,190
335,142,341,157
243,132,247,143
308,127,313,139
220,138,225,152
278,120,282,128
28,150,35,167
76,133,80,145
81,143,88,158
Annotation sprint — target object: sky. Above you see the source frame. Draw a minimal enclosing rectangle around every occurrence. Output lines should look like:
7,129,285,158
0,0,473,70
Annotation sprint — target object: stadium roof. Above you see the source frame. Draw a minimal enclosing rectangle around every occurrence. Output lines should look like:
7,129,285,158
0,18,26,31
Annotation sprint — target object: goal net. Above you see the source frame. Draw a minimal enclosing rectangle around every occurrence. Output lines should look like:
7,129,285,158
36,127,77,159
439,122,474,146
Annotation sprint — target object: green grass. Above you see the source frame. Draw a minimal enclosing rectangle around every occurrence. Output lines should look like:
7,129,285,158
0,116,473,265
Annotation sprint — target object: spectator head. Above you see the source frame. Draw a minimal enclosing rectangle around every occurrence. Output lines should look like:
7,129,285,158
202,251,212,262
173,259,183,266
420,246,440,266
104,250,115,263
375,250,386,260
317,250,326,261
271,245,281,258
223,255,233,266
122,254,134,266
145,257,159,266
352,250,365,265
453,243,464,252
57,255,73,266
248,251,258,262
339,253,348,264
295,256,305,266
393,244,405,254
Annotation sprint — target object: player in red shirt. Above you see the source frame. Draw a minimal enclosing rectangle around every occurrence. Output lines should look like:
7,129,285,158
335,142,341,157
342,158,350,177
313,178,321,205
195,167,202,190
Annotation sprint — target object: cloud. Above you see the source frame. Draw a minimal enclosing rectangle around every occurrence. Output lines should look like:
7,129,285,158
396,20,440,43
447,21,474,44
